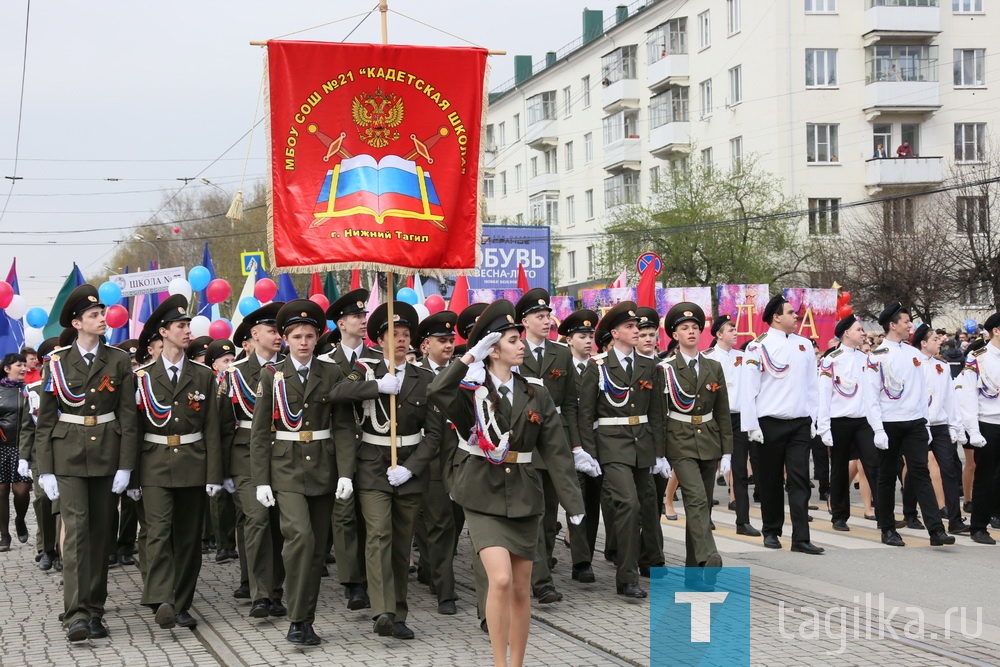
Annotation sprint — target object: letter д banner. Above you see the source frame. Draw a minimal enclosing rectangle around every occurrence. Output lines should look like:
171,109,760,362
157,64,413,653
650,567,750,666
265,41,488,275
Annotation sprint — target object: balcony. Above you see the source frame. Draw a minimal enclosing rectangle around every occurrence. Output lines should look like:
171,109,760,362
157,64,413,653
865,156,943,193
863,2,941,44
483,148,498,171
863,81,940,118
528,171,560,196
602,78,642,114
649,122,691,159
525,119,558,150
603,137,642,172
647,54,689,93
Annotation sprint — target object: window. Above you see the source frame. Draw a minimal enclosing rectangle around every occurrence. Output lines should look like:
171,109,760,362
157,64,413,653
500,171,507,197
584,133,594,163
730,136,743,169
587,246,596,278
954,49,985,87
566,195,576,226
529,194,559,225
650,87,689,128
516,213,524,225
485,124,496,151
808,198,840,235
805,0,836,12
883,198,915,235
563,86,573,116
953,0,983,12
565,141,574,172
585,189,595,219
568,251,577,280
807,124,839,163
960,270,991,306
649,166,660,191
526,93,556,125
698,11,711,50
484,175,495,199
513,113,521,140
515,164,523,191
901,123,920,155
955,122,987,162
604,172,640,208
957,196,988,234
806,49,838,87
530,157,538,179
729,66,743,105
582,76,591,108
498,122,506,147
670,156,690,180
648,18,688,63
728,0,742,35
543,148,558,174
601,45,638,86
700,79,713,118
602,109,639,146
873,123,892,155
702,147,714,169
865,45,939,83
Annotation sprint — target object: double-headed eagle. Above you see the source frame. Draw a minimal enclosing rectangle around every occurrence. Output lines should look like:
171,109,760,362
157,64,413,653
351,87,404,149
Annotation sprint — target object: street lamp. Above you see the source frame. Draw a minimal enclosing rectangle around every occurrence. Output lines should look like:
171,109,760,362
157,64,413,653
200,178,228,197
133,233,161,265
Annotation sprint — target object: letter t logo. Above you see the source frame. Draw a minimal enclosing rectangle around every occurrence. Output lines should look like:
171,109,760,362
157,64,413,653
674,592,729,642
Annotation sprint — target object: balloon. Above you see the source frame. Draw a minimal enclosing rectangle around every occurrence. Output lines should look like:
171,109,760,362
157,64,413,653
190,315,211,338
206,279,231,305
238,296,261,316
208,319,232,340
25,307,47,329
309,294,330,311
254,278,278,303
327,320,336,332
840,290,851,303
0,282,12,309
24,327,43,347
397,287,418,305
105,304,129,329
836,293,849,308
4,295,27,320
188,266,212,292
964,318,979,334
424,294,446,315
836,305,853,319
98,281,122,305
414,304,430,322
168,277,192,301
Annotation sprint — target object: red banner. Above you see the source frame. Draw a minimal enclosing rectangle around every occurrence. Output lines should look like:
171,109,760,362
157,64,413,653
266,41,488,273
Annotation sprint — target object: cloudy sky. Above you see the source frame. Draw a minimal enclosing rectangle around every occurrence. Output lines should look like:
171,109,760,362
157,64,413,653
0,0,605,308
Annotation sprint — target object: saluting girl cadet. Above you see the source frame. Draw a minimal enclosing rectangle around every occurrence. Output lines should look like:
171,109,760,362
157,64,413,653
429,299,584,667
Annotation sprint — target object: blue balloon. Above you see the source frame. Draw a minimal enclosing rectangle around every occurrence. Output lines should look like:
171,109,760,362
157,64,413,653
189,265,212,292
964,318,978,334
98,281,122,305
397,287,418,305
238,297,261,316
25,307,47,329
327,320,336,331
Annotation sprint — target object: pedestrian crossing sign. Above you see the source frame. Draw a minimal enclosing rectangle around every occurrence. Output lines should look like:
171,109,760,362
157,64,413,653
241,252,266,276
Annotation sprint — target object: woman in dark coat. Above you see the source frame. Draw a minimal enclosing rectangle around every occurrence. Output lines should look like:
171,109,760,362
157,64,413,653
0,352,32,550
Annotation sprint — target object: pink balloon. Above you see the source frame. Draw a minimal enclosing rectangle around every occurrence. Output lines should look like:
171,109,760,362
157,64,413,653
105,304,129,329
254,278,278,303
424,294,446,315
208,319,232,340
309,294,330,311
205,279,232,305
0,281,12,309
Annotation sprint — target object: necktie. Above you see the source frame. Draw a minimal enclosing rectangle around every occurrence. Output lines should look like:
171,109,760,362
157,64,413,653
577,362,586,375
350,351,358,365
169,365,179,386
535,347,544,365
624,355,633,381
298,367,309,385
84,352,95,366
497,385,512,422
688,358,698,375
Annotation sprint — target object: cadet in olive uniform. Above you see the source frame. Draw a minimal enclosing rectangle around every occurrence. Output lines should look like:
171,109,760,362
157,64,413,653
108,339,141,567
206,339,240,563
635,306,666,576
428,299,584,667
35,285,138,641
578,301,667,598
251,300,360,646
134,295,224,630
660,303,732,568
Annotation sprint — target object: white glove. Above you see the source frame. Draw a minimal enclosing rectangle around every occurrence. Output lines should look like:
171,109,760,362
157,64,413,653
468,331,503,362
376,373,402,395
569,514,584,526
873,430,889,450
39,473,59,501
748,429,764,444
111,469,131,494
463,359,486,385
336,476,354,500
589,459,603,477
17,459,31,480
126,488,142,502
810,422,818,439
256,484,276,507
206,483,223,497
386,465,413,487
927,427,933,445
650,457,670,478
969,433,987,448
719,454,731,477
572,449,596,473
820,431,833,448
223,478,236,494
952,429,968,446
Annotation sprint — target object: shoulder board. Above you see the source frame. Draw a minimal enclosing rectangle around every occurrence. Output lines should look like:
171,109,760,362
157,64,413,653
229,357,250,367
701,347,716,356
551,340,568,348
26,380,44,390
754,332,768,343
103,345,130,357
523,376,544,386
590,352,607,362
973,346,988,357
189,359,211,370
135,361,155,373
412,363,433,374
829,348,843,358
872,348,889,356
315,353,336,364
52,344,72,353
358,358,379,366
663,355,677,364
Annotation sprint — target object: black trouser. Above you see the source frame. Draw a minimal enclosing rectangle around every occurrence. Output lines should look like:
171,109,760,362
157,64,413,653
971,422,1000,532
758,416,812,544
902,424,962,526
829,417,880,524
568,471,603,567
878,419,943,534
811,435,830,495
730,413,756,525
108,495,138,558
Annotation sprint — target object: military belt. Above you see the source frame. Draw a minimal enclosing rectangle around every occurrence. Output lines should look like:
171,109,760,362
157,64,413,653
274,429,331,443
458,441,533,464
596,415,649,426
668,411,713,425
144,432,203,446
554,406,561,414
362,432,422,447
237,420,253,429
59,412,116,427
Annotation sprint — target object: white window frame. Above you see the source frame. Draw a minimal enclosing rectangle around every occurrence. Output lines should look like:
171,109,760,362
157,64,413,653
954,49,986,87
584,133,594,163
529,193,559,226
955,122,987,162
727,0,742,35
515,164,523,191
808,198,840,236
698,11,711,50
565,141,574,172
805,0,836,13
483,175,495,199
585,189,595,219
582,75,591,108
700,79,713,118
649,166,660,191
500,171,507,197
729,66,742,106
806,123,839,163
957,195,988,234
498,122,506,147
702,147,713,169
730,136,743,169
513,113,521,140
543,147,558,174
563,86,573,117
603,172,640,208
953,0,983,13
568,250,577,281
587,246,596,279
805,49,838,88
566,195,576,227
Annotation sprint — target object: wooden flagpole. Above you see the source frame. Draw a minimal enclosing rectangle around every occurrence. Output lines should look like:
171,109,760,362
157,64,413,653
381,0,399,470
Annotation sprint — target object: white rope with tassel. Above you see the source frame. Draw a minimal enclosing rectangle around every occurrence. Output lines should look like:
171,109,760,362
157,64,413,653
228,66,266,225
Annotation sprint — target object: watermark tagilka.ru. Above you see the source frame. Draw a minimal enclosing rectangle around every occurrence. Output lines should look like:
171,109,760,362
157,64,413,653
778,592,984,655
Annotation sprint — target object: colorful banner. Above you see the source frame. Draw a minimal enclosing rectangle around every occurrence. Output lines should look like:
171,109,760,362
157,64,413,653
468,225,551,292
717,284,769,348
783,288,837,346
470,289,522,305
266,41,488,274
549,296,575,340
581,288,636,316
657,287,714,349
110,266,186,298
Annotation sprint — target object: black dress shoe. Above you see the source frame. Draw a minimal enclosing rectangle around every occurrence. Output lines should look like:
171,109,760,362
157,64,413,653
806,515,813,522
373,613,395,636
201,539,210,554
15,517,28,544
89,617,109,639
176,611,197,628
709,520,716,530
638,565,650,578
480,619,489,633
120,553,135,566
881,530,905,547
549,556,558,569
325,552,336,564
320,565,329,577
249,599,271,618
535,585,562,604
286,621,306,644
832,520,850,532
269,599,287,617
39,552,52,571
963,501,972,513
929,530,956,546
108,554,118,567
53,557,62,571
572,563,596,583
34,550,42,562
763,535,782,549
727,501,736,511
233,582,250,599
808,504,819,511
346,584,370,610
616,582,647,598
717,475,727,486
155,603,176,629
0,534,13,552
895,520,907,530
791,541,825,555
905,518,925,530
226,548,238,560
437,599,457,615
948,520,971,535
302,622,321,645
819,491,829,502
66,619,90,642
971,530,997,545
215,549,229,563
393,621,415,640
864,513,877,521
712,499,720,506
991,516,1000,530
736,523,761,537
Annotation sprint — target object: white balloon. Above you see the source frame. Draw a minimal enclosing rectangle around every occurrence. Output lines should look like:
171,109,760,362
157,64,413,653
24,327,43,347
413,304,430,322
190,315,211,338
168,277,192,301
5,294,27,320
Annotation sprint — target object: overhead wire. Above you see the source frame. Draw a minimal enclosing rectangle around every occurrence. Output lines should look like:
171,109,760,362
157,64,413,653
0,0,32,227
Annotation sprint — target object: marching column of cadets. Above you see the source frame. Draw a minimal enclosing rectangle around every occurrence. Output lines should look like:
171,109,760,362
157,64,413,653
17,284,1000,654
